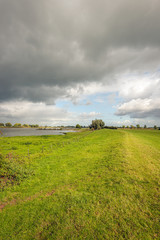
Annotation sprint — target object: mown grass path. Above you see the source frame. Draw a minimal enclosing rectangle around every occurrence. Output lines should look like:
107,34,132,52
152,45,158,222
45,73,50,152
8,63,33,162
0,130,160,239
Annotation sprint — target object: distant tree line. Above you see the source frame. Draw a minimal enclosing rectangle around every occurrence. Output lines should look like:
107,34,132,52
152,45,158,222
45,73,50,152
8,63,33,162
104,126,117,129
0,123,39,128
1,121,160,130
121,125,160,130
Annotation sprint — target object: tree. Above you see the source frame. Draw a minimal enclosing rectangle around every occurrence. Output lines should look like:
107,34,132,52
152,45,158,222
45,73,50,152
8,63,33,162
29,124,39,128
13,123,21,128
122,125,125,128
90,119,105,130
0,123,4,127
154,125,157,130
76,124,81,129
144,125,147,129
23,124,29,128
136,124,140,129
5,122,12,127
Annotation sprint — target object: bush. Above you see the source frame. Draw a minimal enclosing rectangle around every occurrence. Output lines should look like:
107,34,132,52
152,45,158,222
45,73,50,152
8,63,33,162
23,124,29,128
5,122,12,127
13,123,22,128
90,119,105,130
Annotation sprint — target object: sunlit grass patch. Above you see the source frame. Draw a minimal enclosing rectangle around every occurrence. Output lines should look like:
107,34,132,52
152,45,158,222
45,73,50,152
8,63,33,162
0,129,160,239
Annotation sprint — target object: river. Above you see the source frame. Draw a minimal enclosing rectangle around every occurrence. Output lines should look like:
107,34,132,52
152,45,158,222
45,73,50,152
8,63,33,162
0,128,74,137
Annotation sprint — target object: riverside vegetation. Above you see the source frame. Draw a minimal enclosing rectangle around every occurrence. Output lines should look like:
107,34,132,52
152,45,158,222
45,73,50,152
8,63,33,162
0,129,160,239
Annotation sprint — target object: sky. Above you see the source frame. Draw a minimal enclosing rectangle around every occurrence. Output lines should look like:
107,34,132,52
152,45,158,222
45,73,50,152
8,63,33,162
0,0,160,127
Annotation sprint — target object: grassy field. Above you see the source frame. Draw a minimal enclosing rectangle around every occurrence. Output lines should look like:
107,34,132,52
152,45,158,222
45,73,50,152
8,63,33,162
0,129,160,239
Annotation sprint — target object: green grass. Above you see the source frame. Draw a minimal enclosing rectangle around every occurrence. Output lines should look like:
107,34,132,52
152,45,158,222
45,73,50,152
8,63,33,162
0,129,160,239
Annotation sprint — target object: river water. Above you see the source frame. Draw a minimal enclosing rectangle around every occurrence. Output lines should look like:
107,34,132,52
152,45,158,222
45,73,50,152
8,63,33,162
0,128,74,137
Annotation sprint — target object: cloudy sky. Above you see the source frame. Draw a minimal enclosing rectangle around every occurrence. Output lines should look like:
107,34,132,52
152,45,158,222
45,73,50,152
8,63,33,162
0,0,160,126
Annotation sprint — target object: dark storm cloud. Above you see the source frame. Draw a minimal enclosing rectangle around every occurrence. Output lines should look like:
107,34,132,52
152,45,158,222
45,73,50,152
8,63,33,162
116,108,160,119
0,0,160,103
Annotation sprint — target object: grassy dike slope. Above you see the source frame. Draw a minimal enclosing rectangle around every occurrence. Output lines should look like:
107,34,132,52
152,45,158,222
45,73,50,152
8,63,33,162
0,130,160,239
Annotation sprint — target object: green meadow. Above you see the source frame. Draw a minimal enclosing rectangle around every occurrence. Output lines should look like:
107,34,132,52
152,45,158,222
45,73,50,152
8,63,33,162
0,129,160,239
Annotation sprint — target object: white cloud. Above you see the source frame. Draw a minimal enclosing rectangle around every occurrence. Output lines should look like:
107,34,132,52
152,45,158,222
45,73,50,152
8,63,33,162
109,118,159,127
95,98,104,103
0,101,73,125
0,101,102,126
116,98,160,118
114,71,160,119
79,112,101,119
118,73,160,100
